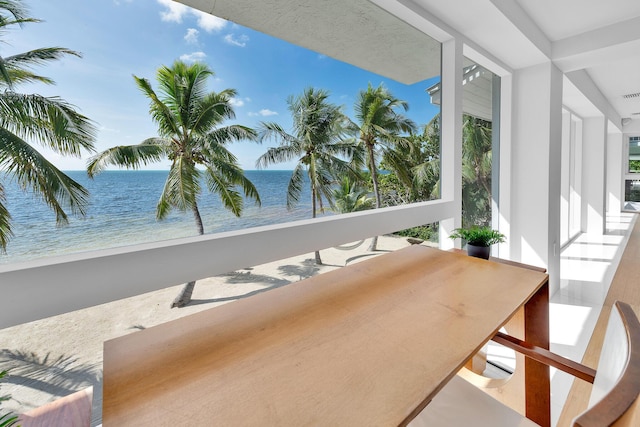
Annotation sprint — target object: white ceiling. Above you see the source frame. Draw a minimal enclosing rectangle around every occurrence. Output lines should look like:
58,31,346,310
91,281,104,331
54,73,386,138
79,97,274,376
516,0,640,41
406,0,640,119
516,0,640,119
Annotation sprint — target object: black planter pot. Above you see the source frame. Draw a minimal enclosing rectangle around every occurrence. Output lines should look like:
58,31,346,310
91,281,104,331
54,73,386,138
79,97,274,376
466,243,490,260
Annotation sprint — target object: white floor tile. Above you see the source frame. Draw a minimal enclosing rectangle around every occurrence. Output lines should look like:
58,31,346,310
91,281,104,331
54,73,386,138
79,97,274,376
549,212,636,426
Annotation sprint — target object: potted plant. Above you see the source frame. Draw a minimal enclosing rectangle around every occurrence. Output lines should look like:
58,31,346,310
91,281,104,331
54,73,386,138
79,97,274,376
449,226,506,259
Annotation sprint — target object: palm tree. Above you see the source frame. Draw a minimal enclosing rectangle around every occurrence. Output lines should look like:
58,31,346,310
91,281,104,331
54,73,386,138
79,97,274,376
256,87,358,264
0,0,96,251
461,115,492,227
331,176,374,214
350,83,417,250
410,115,441,199
87,60,260,308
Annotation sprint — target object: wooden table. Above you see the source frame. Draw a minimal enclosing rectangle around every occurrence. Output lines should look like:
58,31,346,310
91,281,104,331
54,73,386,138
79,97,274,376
102,245,549,426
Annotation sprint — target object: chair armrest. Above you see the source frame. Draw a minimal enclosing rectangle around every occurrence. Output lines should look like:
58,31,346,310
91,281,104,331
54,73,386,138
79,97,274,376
493,332,596,383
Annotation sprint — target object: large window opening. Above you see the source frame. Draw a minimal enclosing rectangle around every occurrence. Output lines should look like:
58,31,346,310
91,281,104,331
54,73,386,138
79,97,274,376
1,1,443,264
460,60,500,229
560,110,583,245
625,136,640,211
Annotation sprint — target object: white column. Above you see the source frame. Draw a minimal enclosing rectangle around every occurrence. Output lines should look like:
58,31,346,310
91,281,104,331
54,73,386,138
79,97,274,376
509,62,563,294
582,117,607,233
497,74,512,257
439,38,463,249
560,110,571,244
606,131,623,215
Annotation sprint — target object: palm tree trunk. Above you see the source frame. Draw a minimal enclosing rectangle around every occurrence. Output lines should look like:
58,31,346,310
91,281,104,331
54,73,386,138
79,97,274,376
367,145,381,252
311,185,322,265
171,203,205,308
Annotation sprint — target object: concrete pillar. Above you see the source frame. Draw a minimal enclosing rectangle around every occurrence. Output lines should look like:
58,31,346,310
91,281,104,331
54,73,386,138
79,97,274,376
606,131,623,215
439,38,463,249
509,62,563,295
582,117,607,233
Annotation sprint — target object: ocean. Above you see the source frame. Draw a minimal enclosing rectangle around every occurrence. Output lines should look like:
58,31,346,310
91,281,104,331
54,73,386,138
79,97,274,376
1,170,313,265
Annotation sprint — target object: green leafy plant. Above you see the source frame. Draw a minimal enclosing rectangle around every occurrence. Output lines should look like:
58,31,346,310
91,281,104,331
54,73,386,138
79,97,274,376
0,370,18,427
449,226,505,247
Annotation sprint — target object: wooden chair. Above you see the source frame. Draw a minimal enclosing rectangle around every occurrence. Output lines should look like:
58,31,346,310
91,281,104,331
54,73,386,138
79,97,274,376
409,301,640,426
17,386,93,427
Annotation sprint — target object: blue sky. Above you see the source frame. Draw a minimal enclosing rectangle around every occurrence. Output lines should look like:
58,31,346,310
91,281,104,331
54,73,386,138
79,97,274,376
10,0,440,170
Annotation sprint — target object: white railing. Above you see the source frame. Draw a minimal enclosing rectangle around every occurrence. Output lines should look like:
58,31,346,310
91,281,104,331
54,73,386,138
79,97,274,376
0,200,455,329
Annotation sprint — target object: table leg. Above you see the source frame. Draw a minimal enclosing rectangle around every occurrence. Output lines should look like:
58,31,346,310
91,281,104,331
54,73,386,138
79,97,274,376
524,280,550,426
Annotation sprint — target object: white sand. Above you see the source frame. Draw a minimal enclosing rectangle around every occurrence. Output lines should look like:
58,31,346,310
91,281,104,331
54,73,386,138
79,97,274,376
0,235,423,425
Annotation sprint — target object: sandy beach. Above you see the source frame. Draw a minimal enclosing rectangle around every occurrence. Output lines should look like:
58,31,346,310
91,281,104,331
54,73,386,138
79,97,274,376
0,234,420,425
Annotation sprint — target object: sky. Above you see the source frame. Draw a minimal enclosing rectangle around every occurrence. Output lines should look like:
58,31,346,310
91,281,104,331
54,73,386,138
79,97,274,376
8,0,441,170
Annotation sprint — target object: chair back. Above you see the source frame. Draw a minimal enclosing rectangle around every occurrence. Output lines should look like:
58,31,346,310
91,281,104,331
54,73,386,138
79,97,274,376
573,301,640,427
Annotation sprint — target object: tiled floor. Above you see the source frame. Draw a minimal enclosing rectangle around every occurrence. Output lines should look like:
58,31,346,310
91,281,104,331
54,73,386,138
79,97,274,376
550,212,637,425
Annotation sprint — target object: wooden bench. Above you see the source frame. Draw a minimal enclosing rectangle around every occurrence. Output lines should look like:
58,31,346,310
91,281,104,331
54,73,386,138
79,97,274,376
410,301,640,426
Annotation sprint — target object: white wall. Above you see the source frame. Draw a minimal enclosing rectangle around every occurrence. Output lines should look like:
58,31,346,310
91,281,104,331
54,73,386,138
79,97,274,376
0,201,455,329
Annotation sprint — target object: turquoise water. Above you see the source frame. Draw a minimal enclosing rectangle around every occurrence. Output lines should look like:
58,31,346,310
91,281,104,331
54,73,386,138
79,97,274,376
1,170,313,264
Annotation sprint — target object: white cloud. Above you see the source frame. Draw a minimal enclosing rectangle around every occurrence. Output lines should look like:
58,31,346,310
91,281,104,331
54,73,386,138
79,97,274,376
180,51,207,63
157,0,188,23
249,109,278,117
229,98,243,107
196,13,227,32
157,0,227,32
184,28,199,44
224,34,249,47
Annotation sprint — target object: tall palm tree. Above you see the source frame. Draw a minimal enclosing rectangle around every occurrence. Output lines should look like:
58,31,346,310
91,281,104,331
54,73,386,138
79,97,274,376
256,87,358,265
87,60,260,308
350,83,416,250
0,0,96,251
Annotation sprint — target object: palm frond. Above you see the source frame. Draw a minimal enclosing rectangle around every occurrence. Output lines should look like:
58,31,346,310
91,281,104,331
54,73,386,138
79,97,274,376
0,47,77,87
255,144,301,169
204,147,261,206
0,184,11,251
203,167,244,217
0,92,96,155
134,76,181,139
286,164,304,210
191,91,237,133
0,128,89,226
204,125,257,149
0,413,18,427
4,47,80,72
314,163,336,212
258,121,299,145
86,139,166,177
0,0,33,25
157,157,201,220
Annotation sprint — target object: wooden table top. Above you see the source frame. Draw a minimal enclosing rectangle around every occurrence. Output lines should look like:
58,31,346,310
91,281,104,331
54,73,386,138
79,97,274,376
103,245,549,426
